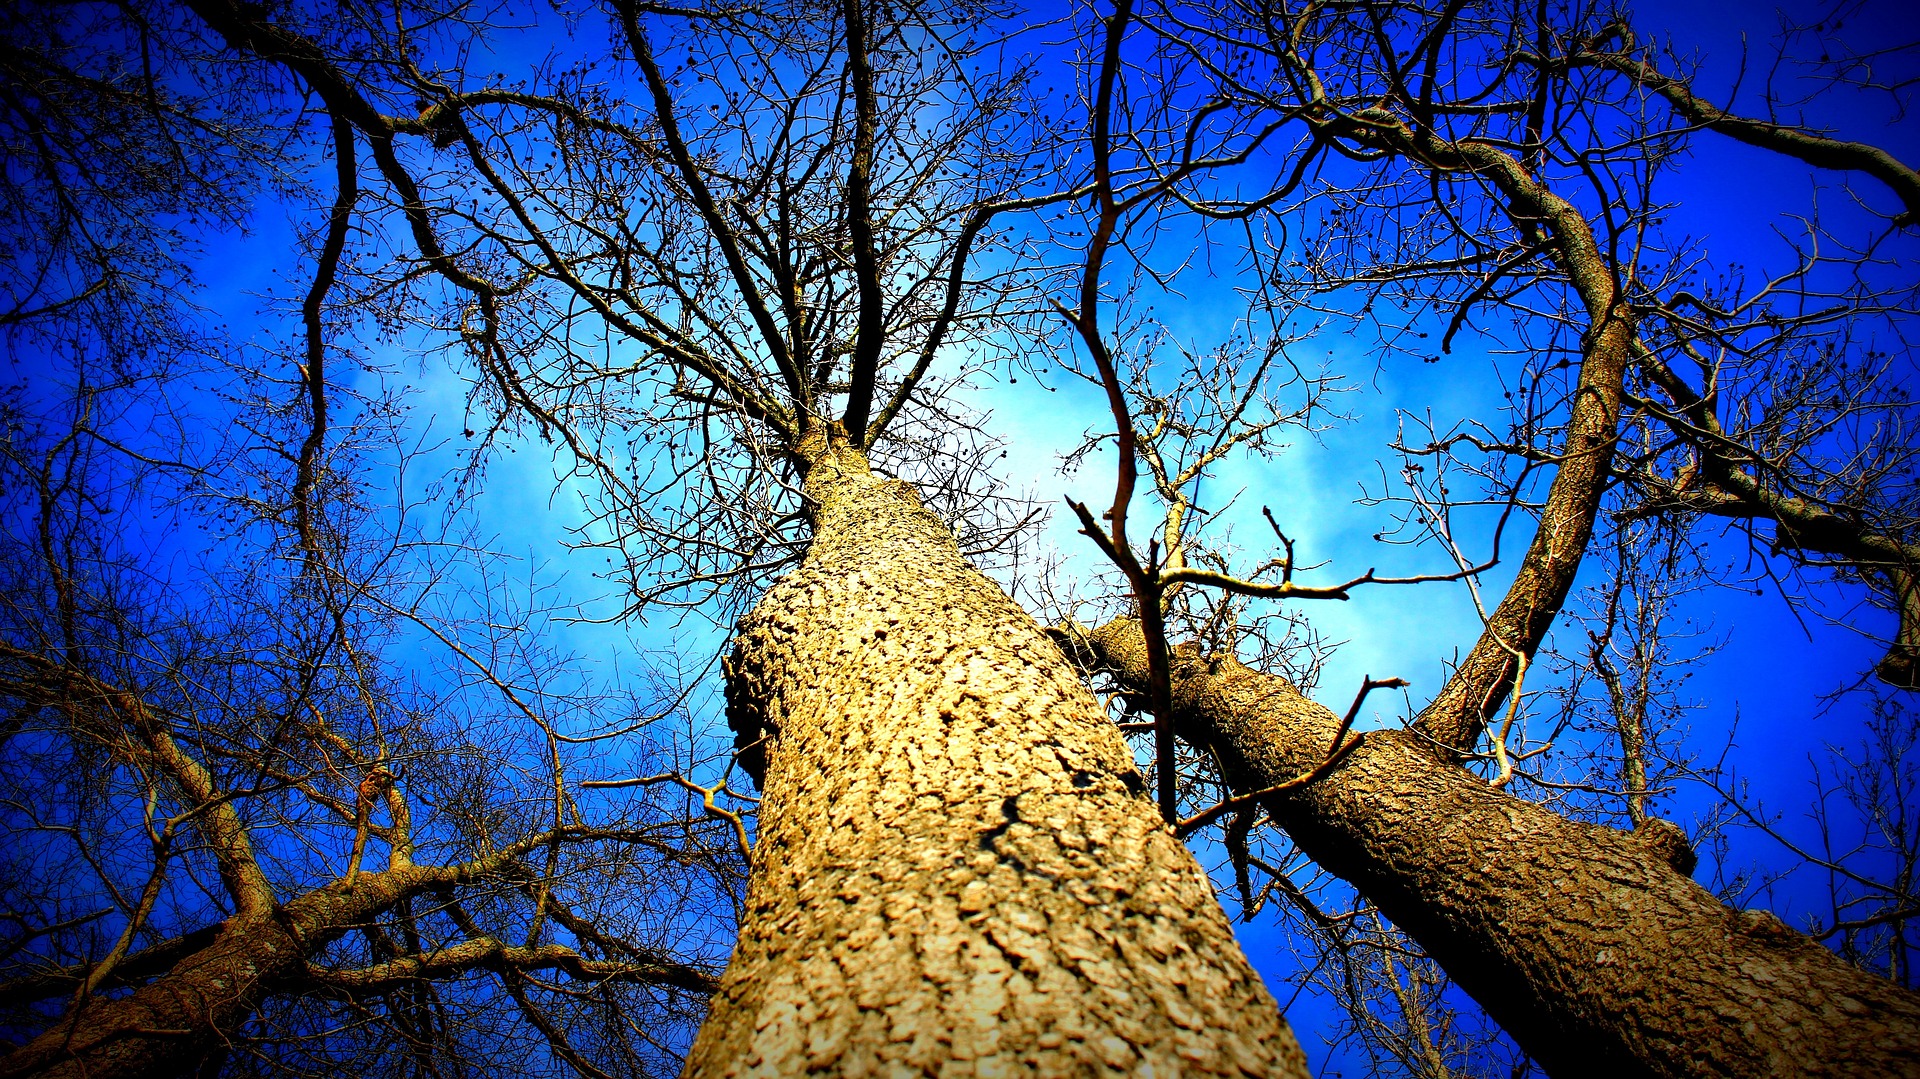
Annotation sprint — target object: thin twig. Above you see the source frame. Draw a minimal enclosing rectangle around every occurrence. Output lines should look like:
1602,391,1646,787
1175,733,1368,838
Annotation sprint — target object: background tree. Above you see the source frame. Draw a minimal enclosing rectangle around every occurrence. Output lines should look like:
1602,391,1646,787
1,5,737,1075
1050,0,1920,1073
0,262,737,1078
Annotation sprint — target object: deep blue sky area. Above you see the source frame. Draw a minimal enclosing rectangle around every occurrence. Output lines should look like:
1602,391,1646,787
11,0,1919,1074
980,0,1920,1069
201,0,1920,1070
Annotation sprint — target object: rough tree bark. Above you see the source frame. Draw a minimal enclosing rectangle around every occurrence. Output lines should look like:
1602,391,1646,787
1079,619,1920,1078
694,430,1308,1077
2,867,439,1079
0,835,713,1079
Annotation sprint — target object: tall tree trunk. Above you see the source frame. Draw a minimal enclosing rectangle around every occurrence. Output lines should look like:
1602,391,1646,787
1079,620,1920,1078
692,433,1307,1077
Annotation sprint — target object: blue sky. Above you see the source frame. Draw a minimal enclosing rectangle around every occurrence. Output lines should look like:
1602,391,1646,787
331,0,1911,1068
16,0,1917,1072
982,1,1920,1066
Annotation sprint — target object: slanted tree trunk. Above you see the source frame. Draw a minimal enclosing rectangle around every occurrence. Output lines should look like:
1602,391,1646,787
692,432,1307,1077
1079,620,1920,1078
1,867,433,1079
0,843,711,1079
1,918,303,1079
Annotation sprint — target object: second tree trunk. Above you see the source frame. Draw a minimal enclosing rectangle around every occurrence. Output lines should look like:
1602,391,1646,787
1081,619,1920,1078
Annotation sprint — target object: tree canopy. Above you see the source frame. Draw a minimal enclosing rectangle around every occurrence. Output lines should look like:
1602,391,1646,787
3,0,1917,1075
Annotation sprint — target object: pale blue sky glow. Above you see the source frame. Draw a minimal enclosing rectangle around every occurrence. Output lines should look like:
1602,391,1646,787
307,0,1914,1062
10,0,1916,1071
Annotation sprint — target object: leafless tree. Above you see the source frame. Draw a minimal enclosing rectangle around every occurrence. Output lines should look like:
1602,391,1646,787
1056,0,1920,1073
8,0,1314,1074
1,6,741,1075
6,0,1920,1076
0,357,743,1079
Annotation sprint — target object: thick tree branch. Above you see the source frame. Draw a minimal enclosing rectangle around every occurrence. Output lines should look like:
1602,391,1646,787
0,805,679,1079
837,0,884,444
304,937,718,995
616,1,807,415
0,644,276,919
293,108,355,563
1570,44,1920,225
1304,109,1635,751
1078,617,1920,1078
1629,342,1920,687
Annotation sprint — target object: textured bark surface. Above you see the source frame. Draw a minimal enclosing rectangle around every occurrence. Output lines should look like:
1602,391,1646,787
0,846,692,1079
691,439,1307,1077
1084,620,1920,1079
0,918,299,1079
1,867,433,1079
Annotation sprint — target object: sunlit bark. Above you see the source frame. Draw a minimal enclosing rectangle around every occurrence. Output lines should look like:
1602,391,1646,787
695,429,1308,1076
1081,619,1920,1077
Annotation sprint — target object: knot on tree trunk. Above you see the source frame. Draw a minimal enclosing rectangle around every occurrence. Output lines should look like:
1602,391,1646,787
1876,642,1920,690
720,650,771,789
1632,817,1698,877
